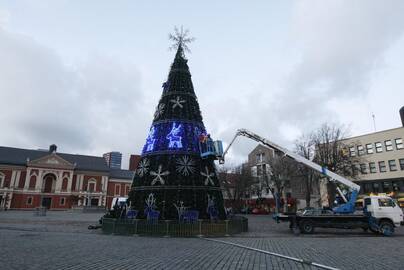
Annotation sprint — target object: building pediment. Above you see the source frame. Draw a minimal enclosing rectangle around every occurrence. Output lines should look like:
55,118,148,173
28,153,75,170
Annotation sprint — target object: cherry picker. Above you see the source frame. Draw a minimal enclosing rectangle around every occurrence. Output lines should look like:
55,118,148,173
201,129,404,236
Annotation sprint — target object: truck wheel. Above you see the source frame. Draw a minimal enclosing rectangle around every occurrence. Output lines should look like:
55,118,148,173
379,221,394,236
300,220,314,234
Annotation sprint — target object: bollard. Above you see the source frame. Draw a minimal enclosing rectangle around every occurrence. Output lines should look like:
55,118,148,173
165,220,170,237
134,219,138,235
197,219,203,237
225,220,230,237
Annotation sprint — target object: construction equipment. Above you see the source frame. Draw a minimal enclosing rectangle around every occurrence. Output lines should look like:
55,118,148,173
215,129,403,236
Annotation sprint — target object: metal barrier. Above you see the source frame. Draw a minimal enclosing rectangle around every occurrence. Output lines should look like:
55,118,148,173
102,216,248,237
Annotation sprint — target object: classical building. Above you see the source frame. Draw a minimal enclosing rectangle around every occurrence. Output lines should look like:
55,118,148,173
340,108,404,201
0,144,133,210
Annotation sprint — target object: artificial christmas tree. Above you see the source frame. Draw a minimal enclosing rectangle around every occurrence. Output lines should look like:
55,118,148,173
129,28,225,220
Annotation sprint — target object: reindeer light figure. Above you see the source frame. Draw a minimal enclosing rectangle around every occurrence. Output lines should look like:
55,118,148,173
166,123,183,148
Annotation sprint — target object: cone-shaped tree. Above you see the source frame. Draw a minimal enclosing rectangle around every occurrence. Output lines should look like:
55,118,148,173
129,34,226,220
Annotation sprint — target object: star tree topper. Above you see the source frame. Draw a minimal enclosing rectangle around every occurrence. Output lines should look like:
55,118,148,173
169,26,195,53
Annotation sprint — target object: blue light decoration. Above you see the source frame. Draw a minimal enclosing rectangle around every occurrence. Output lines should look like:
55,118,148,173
166,122,183,149
141,121,206,155
145,126,156,151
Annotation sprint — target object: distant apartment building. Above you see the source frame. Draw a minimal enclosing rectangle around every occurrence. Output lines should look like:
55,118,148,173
248,144,275,200
247,144,320,209
340,107,404,201
103,151,122,169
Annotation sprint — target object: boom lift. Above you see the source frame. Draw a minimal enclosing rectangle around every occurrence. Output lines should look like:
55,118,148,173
203,129,404,236
218,129,359,214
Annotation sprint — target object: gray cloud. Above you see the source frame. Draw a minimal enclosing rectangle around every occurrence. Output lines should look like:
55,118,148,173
277,0,404,126
203,1,404,165
0,27,148,163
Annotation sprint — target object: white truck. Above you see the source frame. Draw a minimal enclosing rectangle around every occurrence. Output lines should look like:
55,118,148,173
207,128,404,236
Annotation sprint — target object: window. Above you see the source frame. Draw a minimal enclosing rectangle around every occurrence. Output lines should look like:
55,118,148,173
366,143,373,154
357,145,365,156
392,181,401,192
115,184,121,196
360,163,367,174
87,179,96,192
382,182,390,193
378,161,386,173
88,183,95,192
378,198,395,207
388,160,397,171
369,162,377,173
349,146,356,157
26,197,33,205
395,138,403,150
385,140,393,151
60,197,65,206
256,153,265,163
29,175,36,189
372,182,380,193
251,166,257,177
61,178,68,191
375,142,383,153
400,159,404,170
364,183,372,193
351,164,359,176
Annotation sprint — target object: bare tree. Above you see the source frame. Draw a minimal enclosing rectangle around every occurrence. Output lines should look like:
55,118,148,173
264,155,297,212
218,165,254,212
311,123,362,206
295,134,319,208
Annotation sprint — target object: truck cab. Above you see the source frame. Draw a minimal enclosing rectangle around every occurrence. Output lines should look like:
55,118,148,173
364,196,404,228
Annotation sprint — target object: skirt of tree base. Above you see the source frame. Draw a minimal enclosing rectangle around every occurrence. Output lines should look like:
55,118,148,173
130,188,226,220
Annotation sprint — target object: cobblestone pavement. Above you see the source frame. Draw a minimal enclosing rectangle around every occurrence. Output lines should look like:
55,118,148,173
0,211,403,270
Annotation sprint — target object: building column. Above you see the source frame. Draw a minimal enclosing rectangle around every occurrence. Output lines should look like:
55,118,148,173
35,170,44,192
55,171,62,193
23,169,31,191
13,171,21,189
67,172,73,192
78,174,83,192
10,171,17,189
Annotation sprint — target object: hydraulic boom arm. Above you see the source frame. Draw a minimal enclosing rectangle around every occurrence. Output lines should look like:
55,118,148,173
218,129,360,213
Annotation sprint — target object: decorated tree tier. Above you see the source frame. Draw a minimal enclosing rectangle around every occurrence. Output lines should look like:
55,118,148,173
129,28,226,220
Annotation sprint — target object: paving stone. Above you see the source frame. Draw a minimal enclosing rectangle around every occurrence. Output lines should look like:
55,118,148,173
0,211,403,269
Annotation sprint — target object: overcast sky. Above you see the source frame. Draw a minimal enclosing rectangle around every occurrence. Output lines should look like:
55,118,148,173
1,1,404,169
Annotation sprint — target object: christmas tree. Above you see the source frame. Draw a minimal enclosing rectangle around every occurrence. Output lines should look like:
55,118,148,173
129,28,225,220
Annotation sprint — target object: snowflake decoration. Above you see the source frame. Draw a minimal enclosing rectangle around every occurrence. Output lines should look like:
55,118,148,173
169,26,195,53
136,158,150,177
176,156,196,176
201,166,215,186
150,165,170,185
154,103,165,119
170,96,186,109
